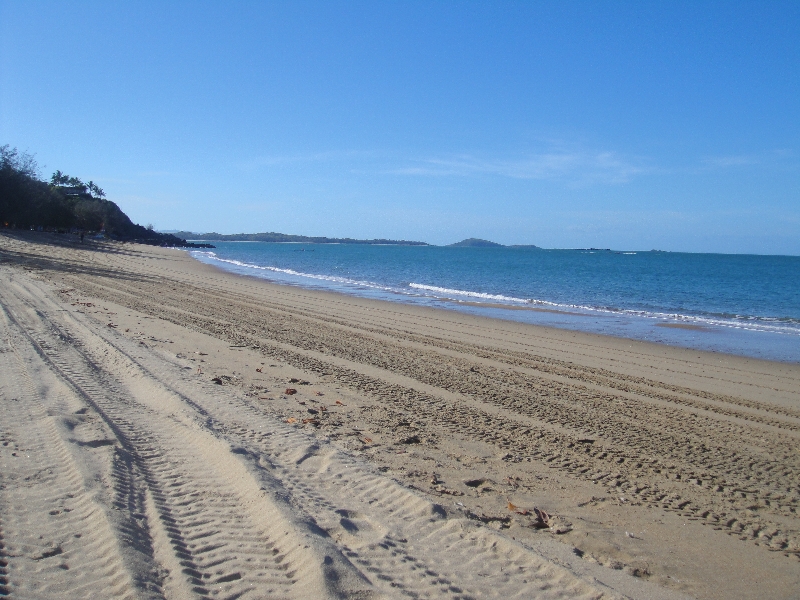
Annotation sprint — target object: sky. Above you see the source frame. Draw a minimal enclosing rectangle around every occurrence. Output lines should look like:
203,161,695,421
1,1,798,253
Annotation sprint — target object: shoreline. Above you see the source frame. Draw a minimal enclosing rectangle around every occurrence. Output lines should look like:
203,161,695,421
2,230,800,599
194,249,800,367
188,245,800,364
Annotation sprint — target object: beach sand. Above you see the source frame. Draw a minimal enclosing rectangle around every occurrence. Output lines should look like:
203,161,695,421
1,230,798,599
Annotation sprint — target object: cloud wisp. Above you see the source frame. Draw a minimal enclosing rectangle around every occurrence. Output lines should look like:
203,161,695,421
387,151,647,184
241,150,377,170
700,149,795,170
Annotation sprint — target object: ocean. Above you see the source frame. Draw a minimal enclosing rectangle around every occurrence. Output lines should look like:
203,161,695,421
189,242,800,363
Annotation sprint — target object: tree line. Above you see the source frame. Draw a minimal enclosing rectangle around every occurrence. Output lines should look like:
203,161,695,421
50,170,106,199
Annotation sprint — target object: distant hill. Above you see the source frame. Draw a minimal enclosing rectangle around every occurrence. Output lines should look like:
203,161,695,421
172,231,429,246
447,238,543,249
448,238,504,247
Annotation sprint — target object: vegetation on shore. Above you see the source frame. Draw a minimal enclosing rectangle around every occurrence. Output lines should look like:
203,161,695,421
0,145,206,247
171,231,429,245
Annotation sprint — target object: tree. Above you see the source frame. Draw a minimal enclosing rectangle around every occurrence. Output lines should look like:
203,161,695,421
87,181,106,198
66,176,87,193
51,170,70,186
1,145,39,178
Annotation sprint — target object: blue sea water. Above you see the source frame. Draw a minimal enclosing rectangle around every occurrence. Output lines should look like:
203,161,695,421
189,242,800,363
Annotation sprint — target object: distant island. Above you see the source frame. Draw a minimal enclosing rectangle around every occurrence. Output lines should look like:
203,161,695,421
170,231,429,245
448,237,503,247
448,237,541,249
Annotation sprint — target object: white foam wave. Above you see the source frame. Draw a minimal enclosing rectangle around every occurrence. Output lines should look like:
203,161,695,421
408,282,800,335
190,251,396,292
408,283,530,304
190,251,800,337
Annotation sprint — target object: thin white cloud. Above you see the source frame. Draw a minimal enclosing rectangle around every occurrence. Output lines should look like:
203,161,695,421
388,150,647,184
241,150,375,169
701,149,796,170
702,155,760,168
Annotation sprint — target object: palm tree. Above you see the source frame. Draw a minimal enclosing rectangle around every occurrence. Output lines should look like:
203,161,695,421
51,170,70,185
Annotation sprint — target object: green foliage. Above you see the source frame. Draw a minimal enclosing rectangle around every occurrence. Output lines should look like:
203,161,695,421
0,144,190,246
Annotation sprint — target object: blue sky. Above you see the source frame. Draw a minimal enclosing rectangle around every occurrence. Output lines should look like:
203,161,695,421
1,1,798,253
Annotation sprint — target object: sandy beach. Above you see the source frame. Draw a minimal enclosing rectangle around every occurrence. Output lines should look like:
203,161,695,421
1,231,799,599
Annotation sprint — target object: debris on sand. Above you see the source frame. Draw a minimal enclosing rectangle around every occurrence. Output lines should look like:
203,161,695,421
507,501,572,533
399,434,421,445
464,478,486,488
433,485,464,496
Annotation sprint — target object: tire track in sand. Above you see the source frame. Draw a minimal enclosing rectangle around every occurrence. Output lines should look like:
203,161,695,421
60,293,631,600
0,277,373,600
0,265,679,598
64,274,799,558
0,298,141,598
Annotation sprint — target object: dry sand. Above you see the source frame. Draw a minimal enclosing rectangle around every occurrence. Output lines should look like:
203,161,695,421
1,230,798,599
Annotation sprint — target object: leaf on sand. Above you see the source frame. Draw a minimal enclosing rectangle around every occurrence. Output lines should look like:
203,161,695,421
335,400,345,405
285,388,297,395
507,501,533,516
